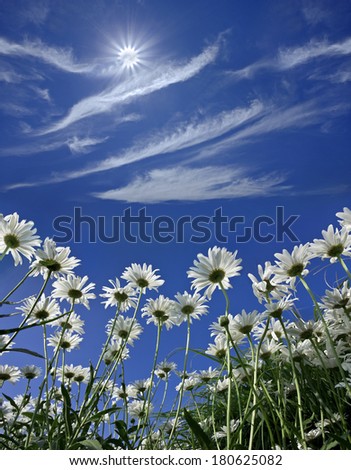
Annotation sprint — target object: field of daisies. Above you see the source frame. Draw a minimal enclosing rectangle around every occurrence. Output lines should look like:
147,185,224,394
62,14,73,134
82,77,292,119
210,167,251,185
0,208,351,450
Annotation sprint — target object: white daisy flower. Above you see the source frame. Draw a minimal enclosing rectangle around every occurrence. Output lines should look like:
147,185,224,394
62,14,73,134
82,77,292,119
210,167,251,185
264,295,296,319
209,377,231,394
56,364,79,382
103,340,130,365
0,365,21,384
52,274,96,309
173,291,208,323
175,375,201,391
213,419,240,439
72,365,91,384
17,294,61,325
142,295,179,329
248,261,292,303
336,207,351,231
0,334,13,354
52,312,85,334
121,263,164,292
258,339,282,360
30,237,80,278
0,213,40,266
309,224,351,263
205,335,228,359
187,246,242,299
319,281,351,314
100,278,137,311
289,319,325,342
131,378,152,394
128,400,153,420
273,243,312,283
253,319,290,342
112,384,137,402
20,365,42,380
197,366,220,383
230,309,265,335
155,360,177,380
209,314,245,344
47,331,82,352
106,315,143,346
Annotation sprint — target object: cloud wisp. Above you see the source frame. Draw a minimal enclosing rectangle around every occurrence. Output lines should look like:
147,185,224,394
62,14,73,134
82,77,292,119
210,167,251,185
38,41,220,135
93,165,288,203
38,100,265,182
0,37,94,74
230,37,351,79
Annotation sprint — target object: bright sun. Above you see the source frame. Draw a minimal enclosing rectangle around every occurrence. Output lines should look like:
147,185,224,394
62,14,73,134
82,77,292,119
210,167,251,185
117,46,140,70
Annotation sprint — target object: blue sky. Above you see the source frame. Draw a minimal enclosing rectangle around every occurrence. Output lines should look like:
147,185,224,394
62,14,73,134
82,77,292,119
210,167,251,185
1,0,351,390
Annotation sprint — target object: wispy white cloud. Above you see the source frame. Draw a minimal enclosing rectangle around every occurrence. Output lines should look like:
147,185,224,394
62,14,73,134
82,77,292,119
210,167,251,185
301,3,328,26
19,0,50,26
66,136,109,154
41,100,264,181
31,85,51,102
38,42,221,135
93,166,288,203
0,68,23,83
188,99,346,162
0,37,94,74
230,37,351,79
277,37,351,69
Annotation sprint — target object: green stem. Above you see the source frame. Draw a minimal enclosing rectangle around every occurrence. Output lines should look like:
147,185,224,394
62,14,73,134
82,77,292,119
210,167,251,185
279,318,306,449
2,271,50,351
0,267,35,306
167,316,191,447
338,256,351,281
138,321,162,447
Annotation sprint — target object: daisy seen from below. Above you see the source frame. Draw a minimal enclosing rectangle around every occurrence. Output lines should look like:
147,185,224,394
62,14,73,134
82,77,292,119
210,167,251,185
112,384,137,402
230,309,265,336
52,274,96,309
0,335,13,354
30,237,80,278
106,315,143,346
0,365,21,384
173,291,208,324
47,331,82,352
56,364,90,384
319,281,351,314
128,400,153,420
209,314,245,344
187,246,242,299
336,207,351,231
264,295,296,319
141,295,178,329
100,278,137,311
103,340,130,365
155,360,177,380
52,312,85,334
309,224,351,263
273,243,312,283
121,263,164,292
248,261,292,303
0,213,40,266
17,294,61,325
20,365,42,380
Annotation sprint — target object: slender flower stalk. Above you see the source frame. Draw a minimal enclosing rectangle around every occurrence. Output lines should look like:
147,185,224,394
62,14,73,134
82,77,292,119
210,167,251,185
167,316,192,447
2,271,51,352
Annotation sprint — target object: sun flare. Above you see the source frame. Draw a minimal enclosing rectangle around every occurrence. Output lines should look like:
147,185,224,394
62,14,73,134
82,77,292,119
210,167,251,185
117,45,140,70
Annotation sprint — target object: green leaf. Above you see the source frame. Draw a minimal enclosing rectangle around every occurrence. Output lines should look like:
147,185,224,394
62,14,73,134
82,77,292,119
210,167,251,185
79,439,103,450
89,407,120,423
183,408,214,450
8,347,44,358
